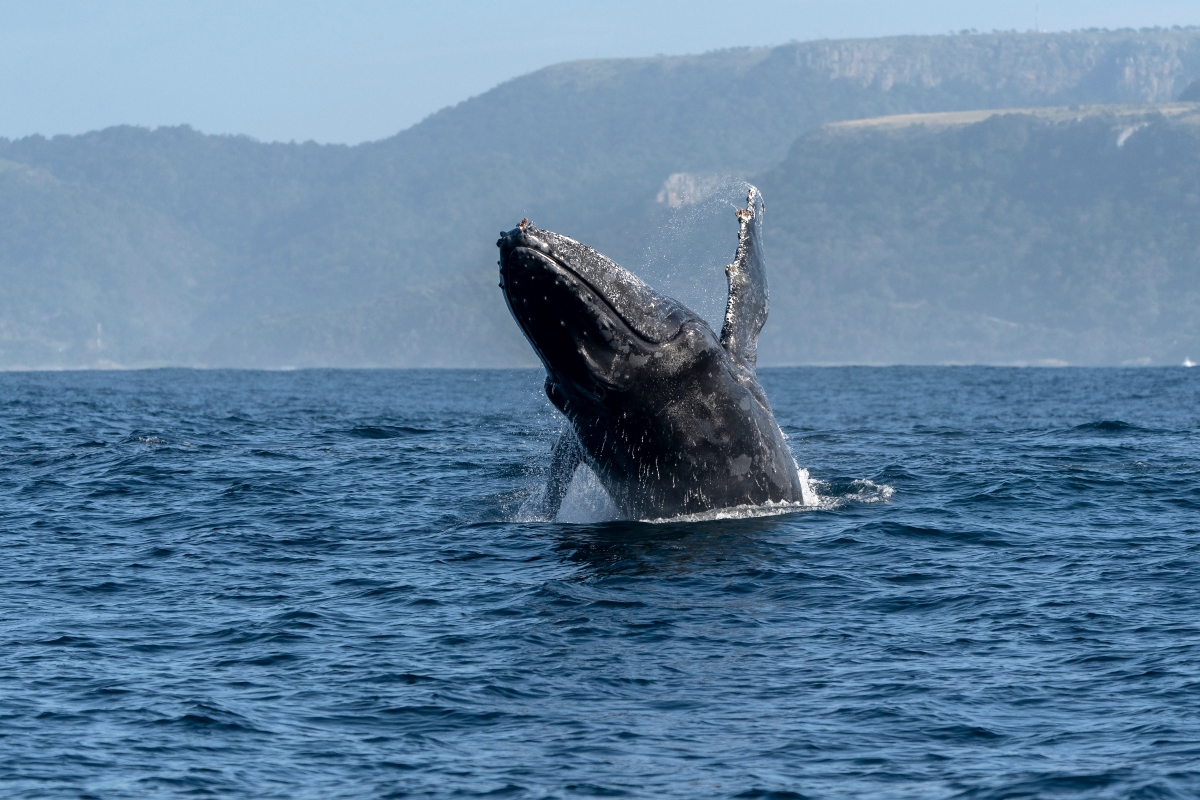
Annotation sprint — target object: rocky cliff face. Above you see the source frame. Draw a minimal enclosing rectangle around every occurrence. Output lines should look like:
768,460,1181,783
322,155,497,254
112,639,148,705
783,31,1198,100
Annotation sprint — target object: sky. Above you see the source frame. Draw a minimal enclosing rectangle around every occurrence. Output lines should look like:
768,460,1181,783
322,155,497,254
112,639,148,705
1,1,1198,144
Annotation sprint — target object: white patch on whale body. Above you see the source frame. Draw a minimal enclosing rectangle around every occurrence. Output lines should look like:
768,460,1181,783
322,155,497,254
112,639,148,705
555,464,622,523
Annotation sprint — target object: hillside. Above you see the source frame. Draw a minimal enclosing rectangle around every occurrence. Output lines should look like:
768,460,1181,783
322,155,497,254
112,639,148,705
2,29,1200,367
756,103,1200,365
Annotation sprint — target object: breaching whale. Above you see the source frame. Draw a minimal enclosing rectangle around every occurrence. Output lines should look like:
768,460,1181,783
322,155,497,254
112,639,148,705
498,187,805,520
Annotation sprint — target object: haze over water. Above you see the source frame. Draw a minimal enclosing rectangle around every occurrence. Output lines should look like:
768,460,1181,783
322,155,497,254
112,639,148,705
2,367,1198,798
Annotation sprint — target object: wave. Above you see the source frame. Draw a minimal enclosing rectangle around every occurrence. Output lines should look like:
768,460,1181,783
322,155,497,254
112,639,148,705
1072,420,1143,433
345,425,436,439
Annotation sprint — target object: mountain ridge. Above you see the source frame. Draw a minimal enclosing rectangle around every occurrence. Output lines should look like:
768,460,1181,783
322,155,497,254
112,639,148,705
2,29,1200,367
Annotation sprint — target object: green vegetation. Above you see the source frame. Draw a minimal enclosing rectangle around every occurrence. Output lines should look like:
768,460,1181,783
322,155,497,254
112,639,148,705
759,105,1200,365
1,29,1199,367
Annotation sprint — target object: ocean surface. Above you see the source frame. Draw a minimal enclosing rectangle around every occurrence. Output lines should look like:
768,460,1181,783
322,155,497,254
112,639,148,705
2,367,1198,799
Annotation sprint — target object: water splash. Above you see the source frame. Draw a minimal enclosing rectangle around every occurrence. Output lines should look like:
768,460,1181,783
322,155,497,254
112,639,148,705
556,465,622,523
808,477,895,509
798,467,819,506
643,472,894,522
520,458,891,525
637,176,757,329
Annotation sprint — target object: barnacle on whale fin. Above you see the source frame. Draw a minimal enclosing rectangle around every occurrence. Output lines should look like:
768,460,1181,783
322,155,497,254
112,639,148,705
734,187,763,226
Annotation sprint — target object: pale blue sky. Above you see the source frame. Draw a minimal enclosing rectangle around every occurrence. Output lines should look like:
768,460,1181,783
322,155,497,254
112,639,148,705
2,0,1197,144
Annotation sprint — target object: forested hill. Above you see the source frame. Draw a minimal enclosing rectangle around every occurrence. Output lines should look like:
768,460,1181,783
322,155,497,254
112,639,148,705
2,29,1200,367
757,104,1200,365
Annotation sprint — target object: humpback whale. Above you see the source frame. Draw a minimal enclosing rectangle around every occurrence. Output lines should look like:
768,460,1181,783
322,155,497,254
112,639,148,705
498,187,805,520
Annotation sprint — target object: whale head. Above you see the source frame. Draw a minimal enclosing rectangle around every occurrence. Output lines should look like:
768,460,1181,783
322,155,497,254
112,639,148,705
497,221,724,413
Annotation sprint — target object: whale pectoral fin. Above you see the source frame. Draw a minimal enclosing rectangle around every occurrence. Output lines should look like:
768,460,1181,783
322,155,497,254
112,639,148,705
720,186,769,371
540,430,582,520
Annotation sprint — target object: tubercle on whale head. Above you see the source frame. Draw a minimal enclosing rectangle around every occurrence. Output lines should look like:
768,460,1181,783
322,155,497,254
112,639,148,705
733,187,763,239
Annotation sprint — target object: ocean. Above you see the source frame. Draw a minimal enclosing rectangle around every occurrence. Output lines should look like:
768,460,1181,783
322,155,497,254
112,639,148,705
2,367,1198,798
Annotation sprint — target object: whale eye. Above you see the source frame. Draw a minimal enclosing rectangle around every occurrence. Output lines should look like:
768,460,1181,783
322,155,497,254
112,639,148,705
593,383,607,400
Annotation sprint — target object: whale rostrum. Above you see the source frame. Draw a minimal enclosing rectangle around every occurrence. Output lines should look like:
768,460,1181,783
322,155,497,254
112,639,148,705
497,187,805,519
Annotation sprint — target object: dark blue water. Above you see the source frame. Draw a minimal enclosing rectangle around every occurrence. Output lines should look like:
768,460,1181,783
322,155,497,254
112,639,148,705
2,367,1198,798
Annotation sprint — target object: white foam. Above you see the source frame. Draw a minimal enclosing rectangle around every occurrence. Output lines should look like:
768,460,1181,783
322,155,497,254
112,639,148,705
645,497,811,524
642,468,900,522
798,467,818,507
520,458,892,525
809,477,895,509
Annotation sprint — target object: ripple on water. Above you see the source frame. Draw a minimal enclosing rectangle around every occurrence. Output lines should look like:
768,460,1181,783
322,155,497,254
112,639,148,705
0,367,1198,798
